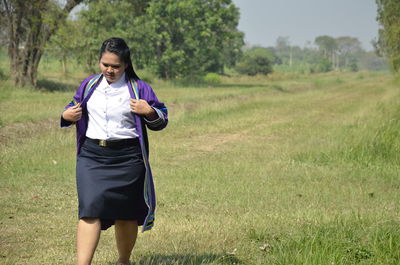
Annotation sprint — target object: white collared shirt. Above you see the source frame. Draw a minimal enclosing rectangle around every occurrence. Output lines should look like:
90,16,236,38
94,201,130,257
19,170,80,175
86,73,139,140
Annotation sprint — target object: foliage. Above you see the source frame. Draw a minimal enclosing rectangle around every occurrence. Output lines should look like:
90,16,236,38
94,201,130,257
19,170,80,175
74,0,147,72
72,0,244,79
48,19,85,75
336,37,362,69
376,0,400,72
348,58,359,72
203,72,222,84
315,35,338,57
269,35,387,73
272,36,291,65
1,0,83,86
311,57,332,73
143,0,243,78
314,35,362,71
235,47,274,76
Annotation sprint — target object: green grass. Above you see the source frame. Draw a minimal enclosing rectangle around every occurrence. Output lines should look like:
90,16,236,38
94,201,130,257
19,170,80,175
0,69,399,264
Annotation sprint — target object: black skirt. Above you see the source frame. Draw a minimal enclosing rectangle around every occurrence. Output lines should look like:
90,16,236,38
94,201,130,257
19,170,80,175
76,138,148,230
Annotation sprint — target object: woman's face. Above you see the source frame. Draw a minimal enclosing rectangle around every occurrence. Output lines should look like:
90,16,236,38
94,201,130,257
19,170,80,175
99,52,127,84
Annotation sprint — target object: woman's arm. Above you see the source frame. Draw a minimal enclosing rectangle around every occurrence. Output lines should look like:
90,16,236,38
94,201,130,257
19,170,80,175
135,81,168,131
60,76,92,128
62,103,82,122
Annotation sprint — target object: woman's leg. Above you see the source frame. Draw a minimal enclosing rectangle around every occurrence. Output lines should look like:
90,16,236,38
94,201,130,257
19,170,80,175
114,220,138,264
77,218,101,265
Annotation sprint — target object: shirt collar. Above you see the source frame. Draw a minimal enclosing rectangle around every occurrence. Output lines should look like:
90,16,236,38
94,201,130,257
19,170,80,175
101,73,126,89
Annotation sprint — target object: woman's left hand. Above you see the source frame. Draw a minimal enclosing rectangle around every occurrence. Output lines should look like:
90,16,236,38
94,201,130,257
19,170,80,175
130,99,152,115
130,99,158,120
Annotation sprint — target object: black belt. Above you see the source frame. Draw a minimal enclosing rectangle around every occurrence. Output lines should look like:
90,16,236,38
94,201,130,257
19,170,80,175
86,137,139,148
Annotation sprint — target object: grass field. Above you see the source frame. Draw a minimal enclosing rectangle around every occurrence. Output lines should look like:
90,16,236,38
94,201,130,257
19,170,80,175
0,68,399,264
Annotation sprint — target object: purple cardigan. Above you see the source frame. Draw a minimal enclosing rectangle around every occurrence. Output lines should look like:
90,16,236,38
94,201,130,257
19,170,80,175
61,74,168,232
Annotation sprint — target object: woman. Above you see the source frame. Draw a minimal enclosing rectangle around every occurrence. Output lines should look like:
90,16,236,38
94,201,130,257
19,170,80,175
61,37,168,265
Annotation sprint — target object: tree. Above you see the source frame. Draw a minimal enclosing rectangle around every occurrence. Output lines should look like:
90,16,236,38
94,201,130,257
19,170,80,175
235,47,274,76
376,0,400,72
335,36,362,69
274,36,292,66
314,35,337,69
72,0,243,79
275,36,291,53
1,0,83,86
310,57,332,73
73,0,150,72
315,35,337,56
48,19,84,75
144,0,243,78
348,58,358,72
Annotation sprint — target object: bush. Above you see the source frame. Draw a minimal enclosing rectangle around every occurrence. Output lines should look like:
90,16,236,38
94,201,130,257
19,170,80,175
203,73,221,84
349,58,359,72
311,58,332,73
235,47,274,76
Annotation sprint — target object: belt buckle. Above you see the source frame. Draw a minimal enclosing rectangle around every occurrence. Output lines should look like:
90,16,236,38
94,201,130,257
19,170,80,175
99,140,107,147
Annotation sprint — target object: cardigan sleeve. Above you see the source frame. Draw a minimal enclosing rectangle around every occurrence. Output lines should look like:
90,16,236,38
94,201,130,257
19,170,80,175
139,80,168,131
60,77,88,128
60,99,79,128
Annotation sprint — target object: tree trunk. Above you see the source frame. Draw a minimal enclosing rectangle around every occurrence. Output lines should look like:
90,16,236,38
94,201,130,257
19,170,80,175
3,0,83,87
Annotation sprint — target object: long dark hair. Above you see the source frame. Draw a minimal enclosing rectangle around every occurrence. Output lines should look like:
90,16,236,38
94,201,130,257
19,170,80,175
99,37,140,80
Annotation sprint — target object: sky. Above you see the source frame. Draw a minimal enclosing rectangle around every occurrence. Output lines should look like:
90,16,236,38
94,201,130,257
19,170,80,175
231,0,380,51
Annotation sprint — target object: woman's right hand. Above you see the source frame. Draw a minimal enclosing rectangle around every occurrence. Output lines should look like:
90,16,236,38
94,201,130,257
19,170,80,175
62,103,82,122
